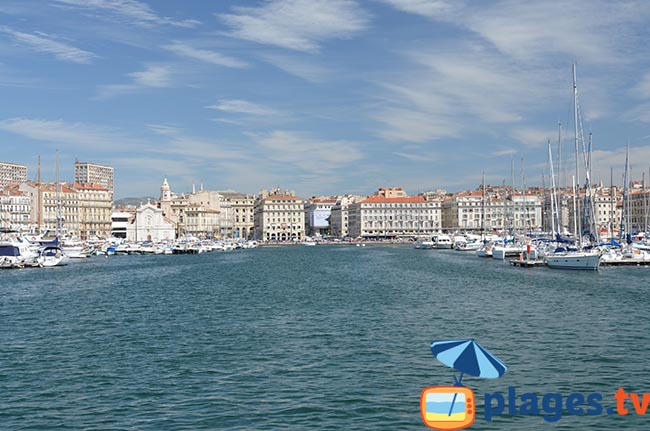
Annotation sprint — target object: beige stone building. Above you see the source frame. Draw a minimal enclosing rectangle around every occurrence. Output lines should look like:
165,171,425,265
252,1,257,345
16,181,112,237
221,191,255,239
347,189,441,238
159,178,257,238
254,188,305,241
74,183,113,239
442,191,542,231
19,182,80,236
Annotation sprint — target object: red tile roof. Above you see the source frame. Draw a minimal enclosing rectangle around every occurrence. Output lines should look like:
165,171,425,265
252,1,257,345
263,195,302,201
73,183,109,191
359,195,426,204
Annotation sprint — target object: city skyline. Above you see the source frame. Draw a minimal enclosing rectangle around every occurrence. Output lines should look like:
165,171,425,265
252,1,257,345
1,1,650,199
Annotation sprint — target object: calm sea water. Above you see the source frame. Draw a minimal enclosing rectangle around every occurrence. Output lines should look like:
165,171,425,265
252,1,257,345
2,246,650,430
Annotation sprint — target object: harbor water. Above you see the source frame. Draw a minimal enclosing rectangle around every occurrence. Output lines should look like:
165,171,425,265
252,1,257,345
2,246,650,430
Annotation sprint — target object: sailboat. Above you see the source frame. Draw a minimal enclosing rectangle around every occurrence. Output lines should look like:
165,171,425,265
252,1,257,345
546,64,600,270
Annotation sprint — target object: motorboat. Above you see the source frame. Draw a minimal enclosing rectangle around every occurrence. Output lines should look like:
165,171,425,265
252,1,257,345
38,246,70,267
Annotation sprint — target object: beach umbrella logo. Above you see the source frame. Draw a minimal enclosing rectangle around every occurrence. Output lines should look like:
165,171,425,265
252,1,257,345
420,339,507,430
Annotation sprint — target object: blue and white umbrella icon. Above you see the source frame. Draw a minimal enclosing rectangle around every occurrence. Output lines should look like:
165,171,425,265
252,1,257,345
430,339,507,416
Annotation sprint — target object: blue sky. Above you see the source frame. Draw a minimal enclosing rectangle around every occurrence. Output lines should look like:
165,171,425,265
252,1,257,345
1,0,649,199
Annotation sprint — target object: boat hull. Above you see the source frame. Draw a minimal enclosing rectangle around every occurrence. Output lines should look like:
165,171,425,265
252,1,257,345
545,253,600,270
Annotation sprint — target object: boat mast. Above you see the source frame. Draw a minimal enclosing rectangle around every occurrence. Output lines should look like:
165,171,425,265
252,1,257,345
573,63,583,247
37,155,42,235
639,172,648,237
619,144,629,243
481,171,485,240
610,167,614,242
548,140,558,237
56,149,61,238
556,121,563,232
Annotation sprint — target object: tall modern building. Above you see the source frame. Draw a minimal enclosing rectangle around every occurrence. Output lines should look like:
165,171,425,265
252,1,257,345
0,161,28,188
74,161,114,193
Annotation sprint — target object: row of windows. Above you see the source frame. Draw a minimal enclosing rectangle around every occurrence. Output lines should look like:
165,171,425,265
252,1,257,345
362,215,438,221
264,205,302,210
265,218,302,224
361,203,439,209
0,205,30,212
359,209,437,214
268,225,302,230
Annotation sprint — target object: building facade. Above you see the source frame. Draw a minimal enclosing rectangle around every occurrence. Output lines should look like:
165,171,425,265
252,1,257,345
305,197,337,236
442,190,543,232
254,188,305,241
74,161,114,193
330,195,364,238
111,211,132,238
347,190,441,238
19,182,80,236
0,161,28,188
126,202,175,242
74,183,113,239
0,189,32,231
221,192,255,239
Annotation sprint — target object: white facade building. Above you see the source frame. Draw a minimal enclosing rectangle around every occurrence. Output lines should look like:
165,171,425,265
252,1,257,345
126,202,175,242
0,161,28,189
74,161,114,193
347,194,441,238
0,190,32,231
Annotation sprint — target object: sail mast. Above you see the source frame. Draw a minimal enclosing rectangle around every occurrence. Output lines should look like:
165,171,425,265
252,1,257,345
619,144,629,243
37,155,42,235
548,140,557,236
573,63,583,247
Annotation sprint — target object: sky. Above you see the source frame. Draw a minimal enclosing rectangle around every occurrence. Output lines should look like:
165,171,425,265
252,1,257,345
1,0,650,199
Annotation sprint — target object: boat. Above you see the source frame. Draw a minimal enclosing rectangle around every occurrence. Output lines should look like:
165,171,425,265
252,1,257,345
414,239,434,249
37,246,70,267
0,234,40,268
545,249,600,270
302,241,317,246
433,234,453,249
544,64,601,271
492,243,526,260
455,240,481,252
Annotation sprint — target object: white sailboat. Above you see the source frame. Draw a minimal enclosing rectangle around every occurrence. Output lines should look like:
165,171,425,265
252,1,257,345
546,64,600,270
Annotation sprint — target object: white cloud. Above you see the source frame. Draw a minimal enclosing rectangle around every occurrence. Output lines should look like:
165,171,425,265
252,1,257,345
623,102,650,123
372,46,556,143
0,25,95,64
632,72,650,99
510,127,557,148
380,0,457,18
260,53,330,83
96,64,172,99
380,0,650,65
206,99,281,117
251,130,364,171
53,0,200,28
128,65,171,87
218,0,369,52
163,41,248,69
0,117,138,151
373,107,459,143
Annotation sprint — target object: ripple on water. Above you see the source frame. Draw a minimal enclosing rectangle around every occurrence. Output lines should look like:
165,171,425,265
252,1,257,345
2,247,648,430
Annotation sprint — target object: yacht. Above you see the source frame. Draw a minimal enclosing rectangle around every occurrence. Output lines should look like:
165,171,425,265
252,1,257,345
37,246,70,267
433,234,453,249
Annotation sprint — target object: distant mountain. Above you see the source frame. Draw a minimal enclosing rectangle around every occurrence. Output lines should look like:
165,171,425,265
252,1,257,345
114,196,157,207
